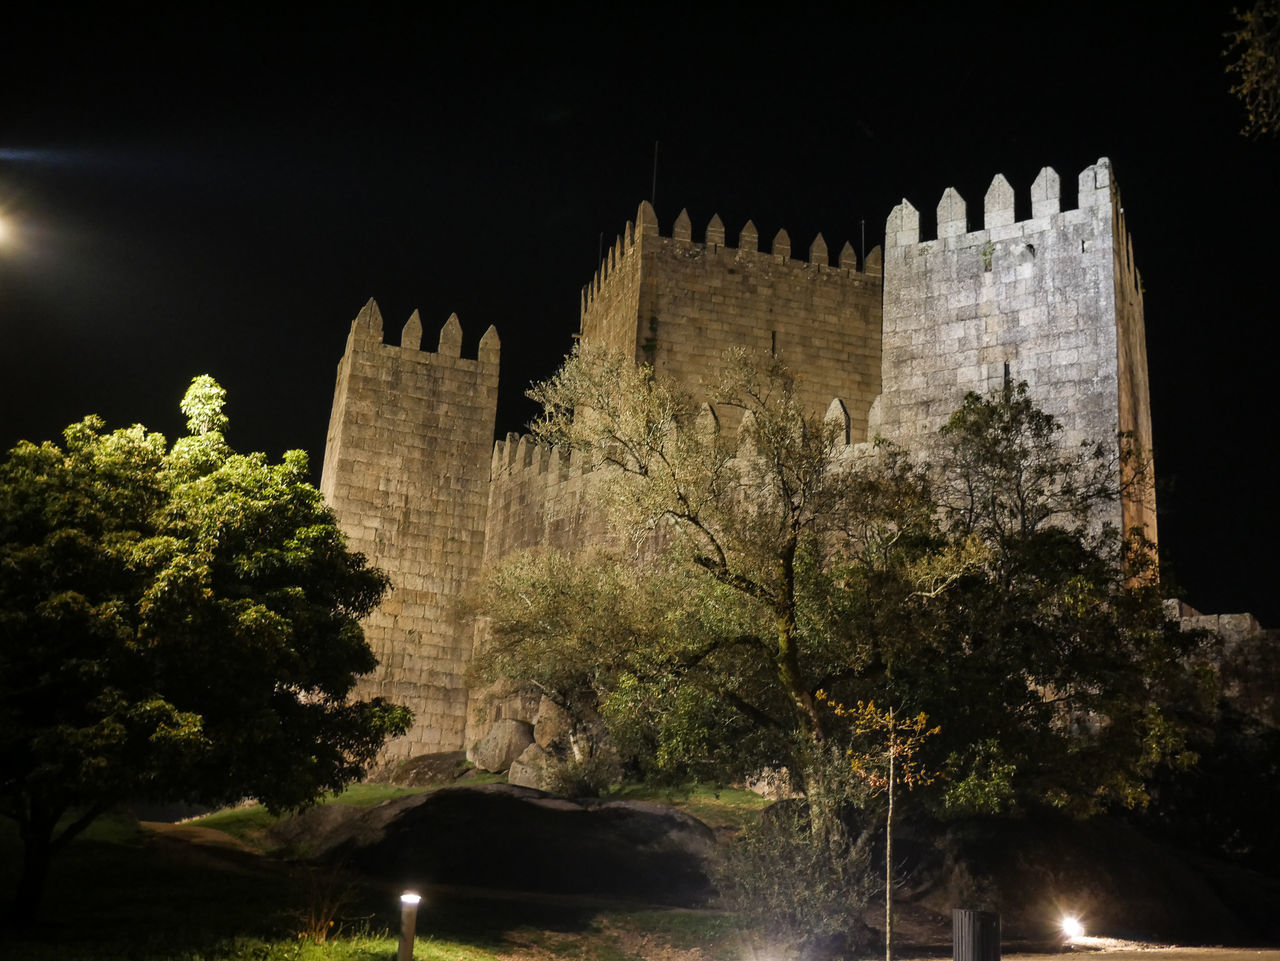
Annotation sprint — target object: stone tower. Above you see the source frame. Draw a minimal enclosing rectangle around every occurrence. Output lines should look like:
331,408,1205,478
320,299,500,757
874,158,1156,539
579,200,884,438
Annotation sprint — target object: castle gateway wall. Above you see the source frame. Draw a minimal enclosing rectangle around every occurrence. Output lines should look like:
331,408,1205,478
581,201,884,440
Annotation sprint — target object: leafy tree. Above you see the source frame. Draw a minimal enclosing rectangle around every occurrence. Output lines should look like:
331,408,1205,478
488,347,1210,806
505,345,947,799
478,349,1215,942
0,378,411,918
1226,0,1280,138
906,386,1216,815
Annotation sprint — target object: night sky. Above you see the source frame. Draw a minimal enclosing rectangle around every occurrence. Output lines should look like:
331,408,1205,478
1,4,1275,624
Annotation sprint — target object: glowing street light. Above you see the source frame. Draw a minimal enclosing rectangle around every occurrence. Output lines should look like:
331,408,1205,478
397,891,421,961
1061,915,1084,940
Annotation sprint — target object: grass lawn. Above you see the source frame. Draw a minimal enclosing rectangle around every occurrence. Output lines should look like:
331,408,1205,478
191,782,436,851
608,783,770,835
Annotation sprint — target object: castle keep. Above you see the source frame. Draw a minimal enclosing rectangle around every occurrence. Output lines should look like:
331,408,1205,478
321,158,1157,758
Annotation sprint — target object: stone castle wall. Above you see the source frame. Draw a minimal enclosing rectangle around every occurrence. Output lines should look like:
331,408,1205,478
320,301,499,758
877,158,1155,536
322,158,1166,760
581,201,884,439
1111,189,1157,540
482,434,609,560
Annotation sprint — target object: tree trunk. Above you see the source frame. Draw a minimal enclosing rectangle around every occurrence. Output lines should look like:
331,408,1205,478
886,718,895,961
9,799,106,925
11,823,52,927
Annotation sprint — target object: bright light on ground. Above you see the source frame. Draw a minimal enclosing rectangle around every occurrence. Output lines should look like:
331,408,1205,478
1062,916,1085,939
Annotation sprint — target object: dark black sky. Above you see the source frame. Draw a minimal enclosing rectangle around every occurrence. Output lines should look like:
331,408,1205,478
1,3,1275,623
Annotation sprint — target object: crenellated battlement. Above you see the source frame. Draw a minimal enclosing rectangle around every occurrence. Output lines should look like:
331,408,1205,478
322,297,501,761
578,200,885,444
345,297,500,368
490,431,597,481
886,158,1119,249
580,200,881,323
484,432,609,563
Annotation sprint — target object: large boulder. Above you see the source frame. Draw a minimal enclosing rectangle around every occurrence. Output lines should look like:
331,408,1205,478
532,697,571,751
508,742,550,790
466,718,533,773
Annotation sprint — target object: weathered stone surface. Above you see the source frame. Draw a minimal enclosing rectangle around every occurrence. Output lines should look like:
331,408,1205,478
507,742,549,789
532,697,571,751
320,300,499,760
467,718,533,773
878,157,1155,540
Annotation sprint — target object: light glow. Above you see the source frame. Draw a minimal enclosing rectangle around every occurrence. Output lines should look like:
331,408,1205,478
401,892,421,905
1061,915,1084,939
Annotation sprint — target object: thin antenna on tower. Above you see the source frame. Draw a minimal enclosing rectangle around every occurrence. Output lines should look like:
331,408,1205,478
651,140,659,206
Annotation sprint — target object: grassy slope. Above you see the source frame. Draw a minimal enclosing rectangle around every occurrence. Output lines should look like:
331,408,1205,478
0,782,750,961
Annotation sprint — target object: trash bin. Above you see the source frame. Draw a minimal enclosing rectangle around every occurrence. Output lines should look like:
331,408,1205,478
953,908,1000,961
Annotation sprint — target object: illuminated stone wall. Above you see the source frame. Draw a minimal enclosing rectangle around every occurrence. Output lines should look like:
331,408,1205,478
320,301,499,757
877,158,1156,539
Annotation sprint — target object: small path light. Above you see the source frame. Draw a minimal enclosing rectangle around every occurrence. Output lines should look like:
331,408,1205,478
397,891,421,961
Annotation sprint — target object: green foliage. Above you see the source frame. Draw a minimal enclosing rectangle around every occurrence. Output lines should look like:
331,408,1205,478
0,377,411,917
905,386,1216,814
1226,0,1280,138
718,797,875,958
504,344,935,786
180,374,230,436
481,347,1213,827
1138,704,1280,870
541,753,621,798
942,739,1017,814
937,382,1117,543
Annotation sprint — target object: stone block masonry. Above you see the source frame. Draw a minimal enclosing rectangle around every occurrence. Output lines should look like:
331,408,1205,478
877,158,1156,539
321,300,499,758
321,158,1160,759
581,201,883,440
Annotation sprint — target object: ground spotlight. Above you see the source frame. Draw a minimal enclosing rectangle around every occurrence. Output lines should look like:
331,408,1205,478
398,890,421,961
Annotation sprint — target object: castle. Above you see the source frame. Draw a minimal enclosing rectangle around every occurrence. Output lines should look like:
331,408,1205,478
319,158,1158,759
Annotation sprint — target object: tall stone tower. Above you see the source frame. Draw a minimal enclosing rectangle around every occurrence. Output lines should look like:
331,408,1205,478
875,158,1156,539
580,200,884,438
320,299,500,757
